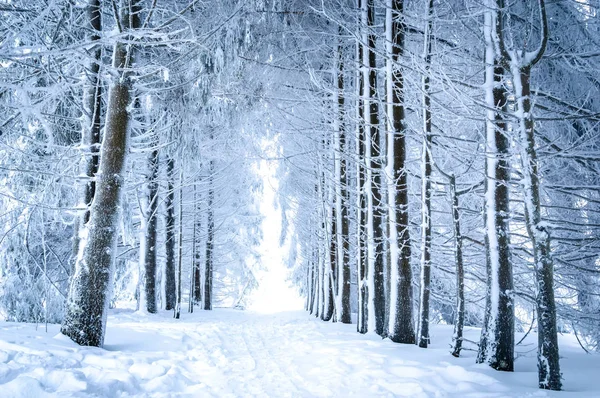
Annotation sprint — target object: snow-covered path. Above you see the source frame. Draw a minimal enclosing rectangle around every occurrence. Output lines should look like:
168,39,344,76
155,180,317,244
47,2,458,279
0,309,598,397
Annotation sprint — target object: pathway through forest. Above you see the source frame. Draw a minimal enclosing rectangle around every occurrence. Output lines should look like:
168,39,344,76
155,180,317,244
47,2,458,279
0,308,598,397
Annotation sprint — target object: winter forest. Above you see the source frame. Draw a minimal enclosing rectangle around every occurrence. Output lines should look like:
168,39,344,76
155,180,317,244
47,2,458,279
0,0,599,396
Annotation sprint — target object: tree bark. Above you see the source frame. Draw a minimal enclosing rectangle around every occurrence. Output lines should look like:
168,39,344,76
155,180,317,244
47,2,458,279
508,0,560,381
71,0,102,276
386,0,415,344
175,165,184,319
204,160,215,311
61,0,142,347
356,0,368,335
364,0,385,337
193,180,202,304
450,174,465,357
477,4,514,371
335,31,351,324
417,0,434,349
143,148,159,313
164,156,176,310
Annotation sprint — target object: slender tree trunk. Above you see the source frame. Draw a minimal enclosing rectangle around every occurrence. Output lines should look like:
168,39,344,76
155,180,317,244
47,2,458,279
175,165,184,319
61,0,141,347
386,0,414,344
189,182,197,313
319,156,334,321
450,174,465,357
164,156,176,310
356,0,368,334
309,244,317,315
363,0,385,337
498,0,559,387
315,189,324,319
322,202,335,322
417,0,434,348
512,58,561,393
143,148,159,313
204,160,215,311
193,180,202,304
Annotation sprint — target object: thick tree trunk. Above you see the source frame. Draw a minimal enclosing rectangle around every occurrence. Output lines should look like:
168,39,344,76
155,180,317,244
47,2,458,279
61,0,141,347
477,7,514,371
335,33,351,324
417,0,434,349
386,0,414,344
164,156,176,310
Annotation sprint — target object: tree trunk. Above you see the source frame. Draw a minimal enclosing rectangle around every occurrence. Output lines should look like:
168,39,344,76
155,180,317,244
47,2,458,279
322,202,335,322
204,160,215,311
450,174,465,357
189,182,197,313
386,0,414,344
356,0,368,335
309,245,317,315
512,63,561,391
164,156,176,310
193,180,202,304
477,6,514,371
175,165,184,319
71,0,103,276
335,31,351,324
417,0,434,349
143,148,159,313
61,0,141,347
363,0,385,337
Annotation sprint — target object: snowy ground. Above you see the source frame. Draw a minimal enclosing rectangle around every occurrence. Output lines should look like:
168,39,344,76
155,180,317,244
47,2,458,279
0,308,598,397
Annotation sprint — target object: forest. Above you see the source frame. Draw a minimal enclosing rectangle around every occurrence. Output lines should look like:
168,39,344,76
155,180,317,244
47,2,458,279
0,0,599,396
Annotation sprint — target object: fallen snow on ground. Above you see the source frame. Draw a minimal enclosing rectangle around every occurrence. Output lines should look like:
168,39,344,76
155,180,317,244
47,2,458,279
0,308,598,397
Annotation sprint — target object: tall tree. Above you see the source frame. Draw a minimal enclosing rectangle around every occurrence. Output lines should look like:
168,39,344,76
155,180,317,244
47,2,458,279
356,0,369,335
164,156,177,310
498,0,560,389
363,0,386,337
477,0,514,371
204,159,215,311
385,0,414,344
142,146,159,313
334,29,351,325
417,0,434,349
61,0,143,347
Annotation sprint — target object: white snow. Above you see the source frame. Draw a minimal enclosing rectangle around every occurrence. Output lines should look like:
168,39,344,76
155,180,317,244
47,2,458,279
0,308,598,397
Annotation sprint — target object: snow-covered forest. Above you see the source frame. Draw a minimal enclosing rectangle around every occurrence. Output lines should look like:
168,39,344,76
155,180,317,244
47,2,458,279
1,0,599,396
